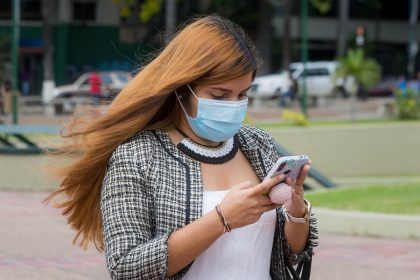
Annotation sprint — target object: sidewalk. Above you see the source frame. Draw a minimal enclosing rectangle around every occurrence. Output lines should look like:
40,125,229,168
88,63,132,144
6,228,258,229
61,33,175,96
1,191,419,280
0,97,394,125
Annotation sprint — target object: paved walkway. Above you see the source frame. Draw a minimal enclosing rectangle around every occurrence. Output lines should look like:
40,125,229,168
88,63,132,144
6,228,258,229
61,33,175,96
1,191,419,279
0,97,393,125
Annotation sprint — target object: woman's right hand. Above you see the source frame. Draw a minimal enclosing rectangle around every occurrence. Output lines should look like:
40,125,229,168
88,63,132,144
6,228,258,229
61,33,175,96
218,174,285,230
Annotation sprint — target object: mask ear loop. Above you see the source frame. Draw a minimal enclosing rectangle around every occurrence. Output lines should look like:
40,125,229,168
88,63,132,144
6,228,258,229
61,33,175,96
175,90,191,117
186,84,199,100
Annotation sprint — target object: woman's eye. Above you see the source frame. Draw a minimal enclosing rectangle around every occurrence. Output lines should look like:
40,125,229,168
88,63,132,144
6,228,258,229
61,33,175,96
211,94,225,100
239,93,248,99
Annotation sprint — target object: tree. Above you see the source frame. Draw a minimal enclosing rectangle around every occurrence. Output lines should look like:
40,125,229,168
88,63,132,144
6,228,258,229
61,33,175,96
336,48,381,120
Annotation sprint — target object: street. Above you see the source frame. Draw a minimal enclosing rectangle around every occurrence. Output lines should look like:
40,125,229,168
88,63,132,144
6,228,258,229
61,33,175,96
1,192,419,280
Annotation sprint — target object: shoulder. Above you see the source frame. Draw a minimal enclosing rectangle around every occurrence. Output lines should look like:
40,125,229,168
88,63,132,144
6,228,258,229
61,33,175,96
110,129,161,167
238,124,275,148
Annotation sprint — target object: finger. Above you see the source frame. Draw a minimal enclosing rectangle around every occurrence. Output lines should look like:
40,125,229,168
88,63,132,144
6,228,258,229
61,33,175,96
286,177,304,198
252,174,285,195
260,203,283,213
232,181,254,190
295,164,311,186
256,195,275,206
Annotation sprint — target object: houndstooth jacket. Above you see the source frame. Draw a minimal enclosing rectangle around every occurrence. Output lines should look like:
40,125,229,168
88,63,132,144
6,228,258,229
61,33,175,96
100,125,317,280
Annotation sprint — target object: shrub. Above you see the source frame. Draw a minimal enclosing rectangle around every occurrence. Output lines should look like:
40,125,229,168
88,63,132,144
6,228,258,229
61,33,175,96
395,88,420,120
281,110,308,126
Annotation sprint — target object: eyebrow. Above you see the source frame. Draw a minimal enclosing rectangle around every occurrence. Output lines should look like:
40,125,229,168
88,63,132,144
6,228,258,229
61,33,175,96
209,85,252,94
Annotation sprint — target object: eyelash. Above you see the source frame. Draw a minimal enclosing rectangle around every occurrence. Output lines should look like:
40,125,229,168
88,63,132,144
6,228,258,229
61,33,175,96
211,93,248,100
211,94,225,100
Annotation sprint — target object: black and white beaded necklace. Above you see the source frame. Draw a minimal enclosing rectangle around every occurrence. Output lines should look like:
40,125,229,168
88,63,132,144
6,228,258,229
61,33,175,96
175,127,239,164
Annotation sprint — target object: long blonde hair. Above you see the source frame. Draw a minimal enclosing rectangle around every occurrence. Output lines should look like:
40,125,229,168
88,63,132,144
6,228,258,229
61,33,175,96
44,14,262,251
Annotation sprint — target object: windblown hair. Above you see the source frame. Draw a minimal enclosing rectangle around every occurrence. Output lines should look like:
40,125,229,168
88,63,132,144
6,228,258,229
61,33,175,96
44,14,262,251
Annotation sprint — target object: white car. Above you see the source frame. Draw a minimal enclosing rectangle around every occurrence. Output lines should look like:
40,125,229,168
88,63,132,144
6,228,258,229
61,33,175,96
248,70,293,99
290,61,354,99
53,71,133,99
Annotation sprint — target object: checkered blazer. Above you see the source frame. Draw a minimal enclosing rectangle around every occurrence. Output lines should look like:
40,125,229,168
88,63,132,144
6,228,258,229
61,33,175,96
100,125,317,280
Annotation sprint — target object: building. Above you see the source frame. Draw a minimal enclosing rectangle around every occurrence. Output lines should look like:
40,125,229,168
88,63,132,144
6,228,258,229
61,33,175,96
0,0,152,96
0,0,419,96
273,0,420,76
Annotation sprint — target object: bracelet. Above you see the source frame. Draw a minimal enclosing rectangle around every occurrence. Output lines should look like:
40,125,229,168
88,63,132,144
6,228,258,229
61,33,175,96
215,204,231,233
282,198,312,224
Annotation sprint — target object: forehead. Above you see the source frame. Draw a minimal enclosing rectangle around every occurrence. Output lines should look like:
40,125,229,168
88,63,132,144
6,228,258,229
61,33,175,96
204,73,253,90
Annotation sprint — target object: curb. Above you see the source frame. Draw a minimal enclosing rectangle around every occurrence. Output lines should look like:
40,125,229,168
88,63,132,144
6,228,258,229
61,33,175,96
314,207,420,239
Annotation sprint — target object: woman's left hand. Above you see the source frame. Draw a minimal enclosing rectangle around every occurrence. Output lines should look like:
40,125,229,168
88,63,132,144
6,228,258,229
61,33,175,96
283,162,311,217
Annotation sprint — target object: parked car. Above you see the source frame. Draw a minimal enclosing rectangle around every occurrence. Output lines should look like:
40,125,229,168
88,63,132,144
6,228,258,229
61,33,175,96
53,71,133,99
249,61,355,106
248,70,294,100
290,61,355,100
367,78,397,97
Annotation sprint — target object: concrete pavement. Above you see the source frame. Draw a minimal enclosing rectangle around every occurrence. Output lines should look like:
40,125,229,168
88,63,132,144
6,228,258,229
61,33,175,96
1,191,419,280
0,97,395,125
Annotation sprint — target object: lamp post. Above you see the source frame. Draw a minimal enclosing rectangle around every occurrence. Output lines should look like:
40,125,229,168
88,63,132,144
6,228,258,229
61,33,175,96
300,0,308,116
11,0,20,124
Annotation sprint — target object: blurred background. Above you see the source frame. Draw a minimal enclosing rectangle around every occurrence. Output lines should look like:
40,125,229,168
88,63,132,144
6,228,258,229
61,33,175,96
0,0,419,280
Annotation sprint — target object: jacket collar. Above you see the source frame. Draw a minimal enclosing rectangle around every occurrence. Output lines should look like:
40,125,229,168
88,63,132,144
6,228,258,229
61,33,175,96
237,131,268,182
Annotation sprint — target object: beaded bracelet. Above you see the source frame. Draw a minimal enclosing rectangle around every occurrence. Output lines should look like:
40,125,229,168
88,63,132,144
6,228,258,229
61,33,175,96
215,204,231,233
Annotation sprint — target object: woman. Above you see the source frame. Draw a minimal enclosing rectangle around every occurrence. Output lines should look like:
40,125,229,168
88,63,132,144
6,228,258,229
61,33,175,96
44,15,317,280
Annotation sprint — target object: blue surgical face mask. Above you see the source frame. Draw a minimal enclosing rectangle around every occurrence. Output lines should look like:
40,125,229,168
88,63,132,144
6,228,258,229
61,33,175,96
176,84,248,142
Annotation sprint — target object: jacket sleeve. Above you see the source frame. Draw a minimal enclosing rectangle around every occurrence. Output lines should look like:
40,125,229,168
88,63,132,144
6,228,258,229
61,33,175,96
278,209,318,265
260,128,318,265
100,146,182,280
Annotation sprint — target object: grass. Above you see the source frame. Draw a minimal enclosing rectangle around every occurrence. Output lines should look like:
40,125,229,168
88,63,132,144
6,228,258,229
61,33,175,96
255,118,420,129
306,183,420,215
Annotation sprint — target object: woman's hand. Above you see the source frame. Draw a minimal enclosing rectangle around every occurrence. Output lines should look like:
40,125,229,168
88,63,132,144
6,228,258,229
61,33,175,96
283,163,311,217
218,174,285,230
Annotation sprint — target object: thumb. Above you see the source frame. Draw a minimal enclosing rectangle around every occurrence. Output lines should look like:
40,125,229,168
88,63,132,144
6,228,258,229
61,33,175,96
232,181,254,190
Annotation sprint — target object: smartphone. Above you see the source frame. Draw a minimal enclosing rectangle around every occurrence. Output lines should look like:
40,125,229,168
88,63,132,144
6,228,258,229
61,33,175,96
264,155,310,182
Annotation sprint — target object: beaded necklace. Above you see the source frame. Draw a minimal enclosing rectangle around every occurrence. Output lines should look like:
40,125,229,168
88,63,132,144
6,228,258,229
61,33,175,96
175,127,239,164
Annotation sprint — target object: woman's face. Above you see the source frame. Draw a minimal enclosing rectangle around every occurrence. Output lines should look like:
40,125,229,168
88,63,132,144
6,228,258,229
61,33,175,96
185,72,253,117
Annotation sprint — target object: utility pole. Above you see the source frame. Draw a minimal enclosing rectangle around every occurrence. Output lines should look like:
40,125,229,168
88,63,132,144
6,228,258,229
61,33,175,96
300,0,308,117
11,0,20,124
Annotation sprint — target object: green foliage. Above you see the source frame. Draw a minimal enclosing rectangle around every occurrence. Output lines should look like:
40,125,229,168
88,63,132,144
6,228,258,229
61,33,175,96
113,0,135,18
281,110,308,126
139,0,162,23
112,0,162,23
310,0,332,14
395,88,420,120
335,48,381,91
306,183,420,215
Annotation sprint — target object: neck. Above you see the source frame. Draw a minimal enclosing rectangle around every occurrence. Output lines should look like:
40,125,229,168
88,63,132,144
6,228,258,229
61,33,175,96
177,117,221,147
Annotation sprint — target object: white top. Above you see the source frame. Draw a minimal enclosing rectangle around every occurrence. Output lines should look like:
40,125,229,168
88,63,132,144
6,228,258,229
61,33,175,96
182,190,277,280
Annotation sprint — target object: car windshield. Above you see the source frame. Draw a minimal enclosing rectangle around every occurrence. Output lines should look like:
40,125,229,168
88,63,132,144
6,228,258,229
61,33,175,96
306,68,329,76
